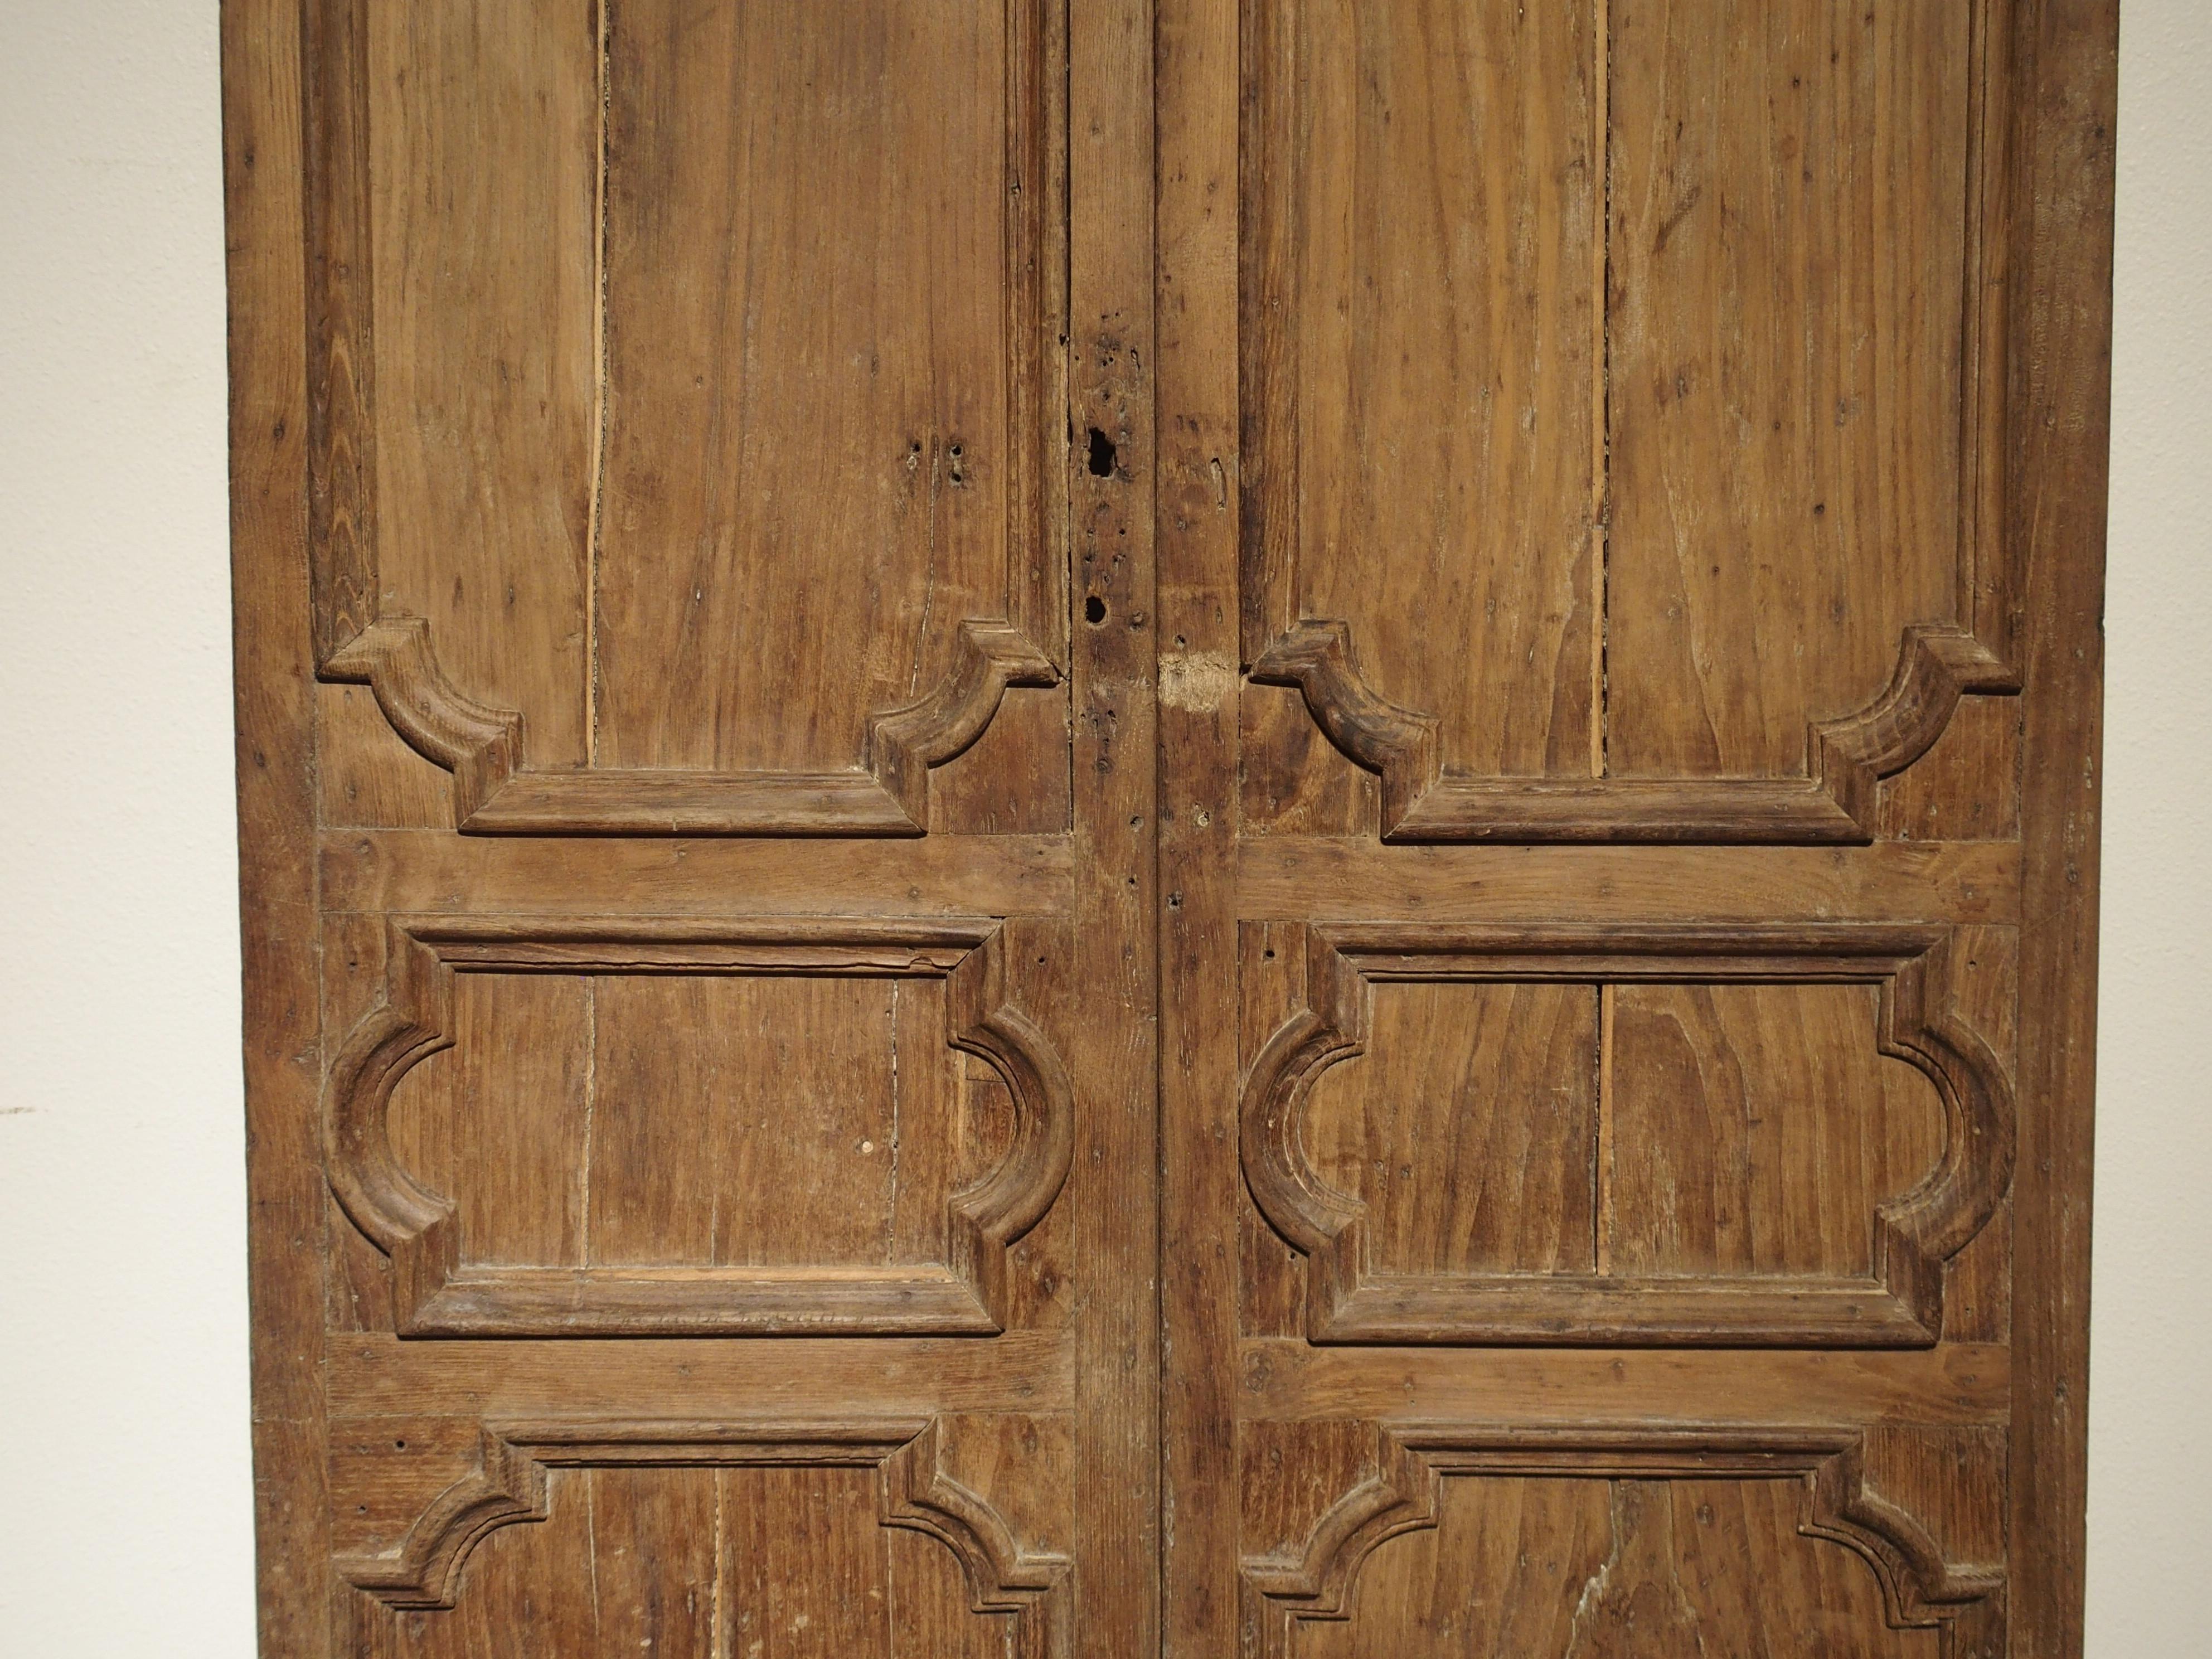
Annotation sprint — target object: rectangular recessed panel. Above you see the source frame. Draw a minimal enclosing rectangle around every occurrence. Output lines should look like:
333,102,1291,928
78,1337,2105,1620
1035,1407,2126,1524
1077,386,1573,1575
389,973,957,1274
594,0,1013,773
1604,982,1946,1277
1605,0,1972,777
1302,981,1599,1276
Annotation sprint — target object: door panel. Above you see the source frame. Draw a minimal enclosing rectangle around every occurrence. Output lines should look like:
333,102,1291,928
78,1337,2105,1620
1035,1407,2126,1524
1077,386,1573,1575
232,0,2111,1653
1239,0,2011,844
1154,0,2107,1655
314,0,1067,834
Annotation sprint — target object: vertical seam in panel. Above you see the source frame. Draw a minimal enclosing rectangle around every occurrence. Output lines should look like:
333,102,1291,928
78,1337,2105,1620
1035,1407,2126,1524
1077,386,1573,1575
585,0,612,766
1595,981,1615,1275
1592,0,1614,778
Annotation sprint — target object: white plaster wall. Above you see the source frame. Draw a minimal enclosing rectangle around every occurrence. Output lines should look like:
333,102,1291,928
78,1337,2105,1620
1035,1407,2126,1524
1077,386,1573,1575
2086,0,2212,1648
0,2,254,1653
0,1,2203,1652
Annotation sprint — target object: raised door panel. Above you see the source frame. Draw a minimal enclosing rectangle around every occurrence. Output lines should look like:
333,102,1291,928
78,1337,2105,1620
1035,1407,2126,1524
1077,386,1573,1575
1236,923,2013,1347
1239,0,2015,843
310,0,1068,834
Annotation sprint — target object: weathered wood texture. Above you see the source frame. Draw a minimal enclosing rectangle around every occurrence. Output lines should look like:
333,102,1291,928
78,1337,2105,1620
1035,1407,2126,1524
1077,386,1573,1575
1239,0,2019,843
1166,0,2105,1651
230,0,2109,1652
235,0,1136,1653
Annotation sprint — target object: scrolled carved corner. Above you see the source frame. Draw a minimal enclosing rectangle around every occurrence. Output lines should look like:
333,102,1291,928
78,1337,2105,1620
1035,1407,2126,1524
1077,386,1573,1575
1243,1424,2005,1654
1803,1439,2008,1629
338,1418,1068,1622
1248,620,1441,833
1237,949,1369,1270
866,619,1063,827
321,920,461,1320
880,1418,1073,1615
946,935,1077,1325
321,615,523,824
1814,622,2020,833
1871,934,2019,1333
1240,1429,1437,1622
336,1426,550,1611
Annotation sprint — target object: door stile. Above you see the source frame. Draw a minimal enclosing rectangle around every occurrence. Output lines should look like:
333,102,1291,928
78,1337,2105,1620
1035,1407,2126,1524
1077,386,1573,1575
2006,0,2118,1648
1069,2,1163,1654
1155,0,1242,1651
224,0,331,1652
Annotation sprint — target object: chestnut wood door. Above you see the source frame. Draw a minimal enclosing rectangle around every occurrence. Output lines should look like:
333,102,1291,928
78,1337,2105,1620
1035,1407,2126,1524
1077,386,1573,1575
226,1,2113,1656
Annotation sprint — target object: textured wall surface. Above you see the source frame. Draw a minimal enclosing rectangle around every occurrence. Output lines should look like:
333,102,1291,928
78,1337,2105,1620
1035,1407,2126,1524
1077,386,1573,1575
0,1,2201,1653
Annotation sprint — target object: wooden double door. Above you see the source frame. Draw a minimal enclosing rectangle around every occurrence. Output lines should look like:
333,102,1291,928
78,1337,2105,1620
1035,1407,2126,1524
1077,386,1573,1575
224,0,2114,1653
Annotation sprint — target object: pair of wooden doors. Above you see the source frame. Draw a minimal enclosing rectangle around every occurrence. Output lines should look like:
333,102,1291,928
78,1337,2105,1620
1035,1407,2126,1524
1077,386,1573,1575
224,0,2114,1653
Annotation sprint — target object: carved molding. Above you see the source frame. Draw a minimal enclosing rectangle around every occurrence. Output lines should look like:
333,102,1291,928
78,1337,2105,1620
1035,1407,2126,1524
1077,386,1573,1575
324,916,1074,1337
303,0,1064,836
1243,1422,2005,1656
1238,0,2024,845
339,1415,1069,1623
1249,619,2016,844
1240,924,2015,1346
322,615,1059,837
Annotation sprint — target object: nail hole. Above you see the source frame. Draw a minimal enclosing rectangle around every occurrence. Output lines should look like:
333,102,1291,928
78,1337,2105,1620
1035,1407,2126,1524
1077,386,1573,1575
1086,427,1117,477
1085,595,1107,625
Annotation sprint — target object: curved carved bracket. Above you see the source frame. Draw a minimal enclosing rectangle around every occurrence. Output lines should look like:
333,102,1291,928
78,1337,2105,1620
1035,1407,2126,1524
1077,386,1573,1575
1812,622,2020,826
946,943,1079,1323
324,916,1074,1336
1244,1423,2005,1655
866,620,1063,824
1249,619,2017,843
323,617,522,824
880,1418,1069,1614
322,613,1057,836
1240,923,2015,1346
340,1416,1070,1623
1249,621,1440,831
